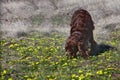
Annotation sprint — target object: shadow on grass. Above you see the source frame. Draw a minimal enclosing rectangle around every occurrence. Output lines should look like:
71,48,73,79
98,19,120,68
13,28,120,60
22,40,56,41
91,44,117,56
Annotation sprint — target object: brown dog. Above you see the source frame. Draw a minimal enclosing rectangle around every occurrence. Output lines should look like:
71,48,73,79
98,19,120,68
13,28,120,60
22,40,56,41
65,9,98,58
65,31,89,58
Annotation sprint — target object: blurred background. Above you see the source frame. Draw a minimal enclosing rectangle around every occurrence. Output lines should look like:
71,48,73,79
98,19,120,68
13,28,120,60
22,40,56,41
0,0,120,43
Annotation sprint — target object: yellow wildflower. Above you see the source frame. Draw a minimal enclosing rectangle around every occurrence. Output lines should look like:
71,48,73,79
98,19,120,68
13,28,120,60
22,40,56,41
8,78,12,80
96,70,103,75
79,70,83,73
3,70,7,74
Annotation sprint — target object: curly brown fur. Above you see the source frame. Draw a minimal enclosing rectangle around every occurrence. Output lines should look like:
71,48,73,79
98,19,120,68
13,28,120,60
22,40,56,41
65,31,89,58
65,9,98,58
65,32,80,58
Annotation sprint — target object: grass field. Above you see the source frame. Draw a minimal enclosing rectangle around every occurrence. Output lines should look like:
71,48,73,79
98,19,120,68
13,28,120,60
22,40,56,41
1,30,120,80
0,0,120,80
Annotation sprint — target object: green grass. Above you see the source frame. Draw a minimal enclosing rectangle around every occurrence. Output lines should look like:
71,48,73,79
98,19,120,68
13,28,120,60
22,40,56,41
32,14,44,25
51,15,71,26
31,14,70,26
0,31,120,80
52,15,64,25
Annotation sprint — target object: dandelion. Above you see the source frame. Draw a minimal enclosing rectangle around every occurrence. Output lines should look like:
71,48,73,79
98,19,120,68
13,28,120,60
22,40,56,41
108,74,112,78
103,71,108,74
14,43,19,47
48,57,52,60
47,75,50,78
9,44,14,48
16,48,20,51
24,75,28,78
72,74,76,78
56,46,60,49
72,74,78,80
48,78,54,80
36,62,39,65
8,78,13,80
45,47,48,50
26,57,31,60
72,58,77,61
3,70,7,74
96,70,103,75
28,48,33,52
27,78,32,80
79,74,85,80
55,62,59,65
107,67,115,70
62,63,67,67
50,48,53,51
78,70,83,73
85,72,94,77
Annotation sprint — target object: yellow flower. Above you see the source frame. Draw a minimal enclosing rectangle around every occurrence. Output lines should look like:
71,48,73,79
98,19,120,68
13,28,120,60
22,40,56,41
27,78,32,80
56,46,60,49
8,78,13,80
48,57,52,60
96,70,103,75
26,57,31,60
55,62,59,65
9,44,14,48
78,70,83,73
72,74,76,78
79,74,85,80
24,75,28,78
107,68,115,70
50,48,53,51
103,71,108,74
14,44,19,46
36,62,39,65
85,72,94,77
47,75,50,78
62,63,67,66
72,58,77,61
3,70,7,74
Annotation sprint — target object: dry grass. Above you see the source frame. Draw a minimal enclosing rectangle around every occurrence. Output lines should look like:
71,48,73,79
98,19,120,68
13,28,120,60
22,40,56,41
0,0,120,38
